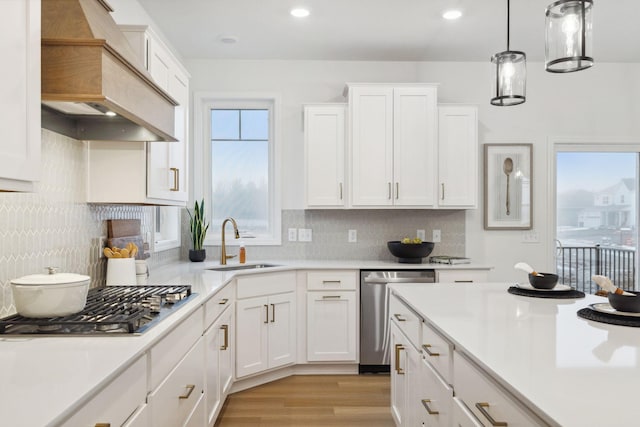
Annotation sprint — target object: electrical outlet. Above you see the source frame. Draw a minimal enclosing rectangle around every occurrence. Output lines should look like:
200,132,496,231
416,229,426,241
348,229,357,243
288,228,298,241
432,229,441,243
522,231,539,243
298,228,313,242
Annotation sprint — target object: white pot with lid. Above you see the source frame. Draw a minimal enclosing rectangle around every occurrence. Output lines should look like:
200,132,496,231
11,267,90,318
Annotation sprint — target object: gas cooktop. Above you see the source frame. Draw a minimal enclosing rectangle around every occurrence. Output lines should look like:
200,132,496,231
0,285,194,335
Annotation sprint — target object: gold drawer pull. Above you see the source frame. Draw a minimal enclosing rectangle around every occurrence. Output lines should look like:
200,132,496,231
95,424,111,427
475,402,508,426
322,295,341,299
218,298,229,305
394,344,405,374
393,313,406,322
220,324,229,350
422,344,440,357
170,167,179,191
422,399,439,415
322,280,342,284
179,384,196,400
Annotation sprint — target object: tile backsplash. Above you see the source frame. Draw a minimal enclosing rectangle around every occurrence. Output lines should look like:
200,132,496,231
0,129,465,316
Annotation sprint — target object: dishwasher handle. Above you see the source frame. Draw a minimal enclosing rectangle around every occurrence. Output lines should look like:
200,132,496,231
364,276,435,284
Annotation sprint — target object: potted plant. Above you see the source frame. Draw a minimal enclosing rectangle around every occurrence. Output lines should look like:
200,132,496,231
187,199,209,262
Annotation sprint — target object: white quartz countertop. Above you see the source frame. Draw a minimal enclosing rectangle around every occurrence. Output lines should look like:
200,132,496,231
389,282,640,427
0,259,491,427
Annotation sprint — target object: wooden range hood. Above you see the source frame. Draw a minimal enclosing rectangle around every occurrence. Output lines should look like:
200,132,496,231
41,0,177,142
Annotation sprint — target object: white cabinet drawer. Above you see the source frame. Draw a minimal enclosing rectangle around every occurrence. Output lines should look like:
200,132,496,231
454,351,547,427
122,403,149,427
60,356,147,427
419,357,453,427
204,282,234,330
389,293,421,349
236,271,296,299
150,307,203,390
437,269,489,283
452,397,484,427
149,338,205,427
306,270,357,290
421,321,454,385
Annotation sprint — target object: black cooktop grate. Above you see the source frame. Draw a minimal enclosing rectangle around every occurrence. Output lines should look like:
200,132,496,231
0,285,192,335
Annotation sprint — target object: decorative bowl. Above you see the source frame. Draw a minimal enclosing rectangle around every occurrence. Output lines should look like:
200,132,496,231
608,291,640,313
387,241,435,264
528,273,559,289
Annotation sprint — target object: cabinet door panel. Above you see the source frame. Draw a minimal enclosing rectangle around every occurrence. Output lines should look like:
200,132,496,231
390,322,408,426
306,291,356,361
268,293,296,368
219,306,235,396
393,87,437,206
350,86,394,206
304,105,346,207
0,0,40,191
236,296,269,377
204,318,221,425
419,358,453,427
438,106,478,207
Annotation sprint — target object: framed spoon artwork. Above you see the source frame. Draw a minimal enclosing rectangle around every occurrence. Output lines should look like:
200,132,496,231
484,143,532,230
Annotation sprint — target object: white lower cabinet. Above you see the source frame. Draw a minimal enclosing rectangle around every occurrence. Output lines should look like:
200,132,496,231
59,356,147,427
306,291,357,361
436,269,489,283
390,320,420,426
417,357,453,427
204,303,234,425
184,392,206,427
451,397,484,427
148,338,205,427
236,292,296,378
453,351,546,427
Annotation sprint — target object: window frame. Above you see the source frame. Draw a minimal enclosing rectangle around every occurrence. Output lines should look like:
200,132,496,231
193,92,282,246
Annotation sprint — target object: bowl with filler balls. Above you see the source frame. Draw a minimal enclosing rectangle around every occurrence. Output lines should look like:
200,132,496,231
387,238,435,264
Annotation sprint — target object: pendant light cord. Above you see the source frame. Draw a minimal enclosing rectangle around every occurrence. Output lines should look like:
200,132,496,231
506,0,511,51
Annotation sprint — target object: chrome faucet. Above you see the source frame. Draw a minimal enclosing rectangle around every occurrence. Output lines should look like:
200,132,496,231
220,217,240,264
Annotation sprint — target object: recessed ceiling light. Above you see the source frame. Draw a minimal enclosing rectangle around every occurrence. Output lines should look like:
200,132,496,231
220,35,239,44
105,111,117,117
442,9,462,20
290,8,310,18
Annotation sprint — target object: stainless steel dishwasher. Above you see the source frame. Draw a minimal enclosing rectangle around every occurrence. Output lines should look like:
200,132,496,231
359,269,435,373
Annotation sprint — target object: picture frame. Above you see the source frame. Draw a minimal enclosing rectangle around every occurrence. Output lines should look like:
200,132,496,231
484,143,532,230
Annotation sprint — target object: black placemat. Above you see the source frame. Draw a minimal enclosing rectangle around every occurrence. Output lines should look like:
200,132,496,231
508,286,585,299
577,307,640,327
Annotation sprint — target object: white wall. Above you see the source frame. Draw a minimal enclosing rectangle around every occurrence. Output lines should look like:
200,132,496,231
186,58,640,280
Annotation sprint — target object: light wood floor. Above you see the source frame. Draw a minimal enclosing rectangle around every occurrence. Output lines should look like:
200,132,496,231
214,374,394,426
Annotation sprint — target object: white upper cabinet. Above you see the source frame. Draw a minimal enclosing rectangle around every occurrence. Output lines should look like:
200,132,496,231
304,104,346,208
437,105,478,208
348,84,438,208
88,25,189,205
0,0,40,192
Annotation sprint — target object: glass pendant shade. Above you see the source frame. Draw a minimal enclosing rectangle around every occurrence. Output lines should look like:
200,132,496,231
491,51,526,106
545,0,593,73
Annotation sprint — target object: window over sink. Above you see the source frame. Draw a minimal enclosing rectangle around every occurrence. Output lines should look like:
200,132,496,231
193,94,282,246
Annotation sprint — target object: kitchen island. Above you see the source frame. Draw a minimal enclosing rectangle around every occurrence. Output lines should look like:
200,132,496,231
390,282,640,427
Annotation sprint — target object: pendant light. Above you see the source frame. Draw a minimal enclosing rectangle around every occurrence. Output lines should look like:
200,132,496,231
490,0,526,106
545,0,593,73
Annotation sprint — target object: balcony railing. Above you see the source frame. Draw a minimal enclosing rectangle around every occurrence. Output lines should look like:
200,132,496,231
556,245,636,294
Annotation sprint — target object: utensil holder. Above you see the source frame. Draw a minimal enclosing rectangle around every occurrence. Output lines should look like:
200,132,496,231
106,258,136,285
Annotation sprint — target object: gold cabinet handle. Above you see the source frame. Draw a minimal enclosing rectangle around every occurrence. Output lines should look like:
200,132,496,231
270,303,275,323
422,344,440,357
322,295,341,299
218,298,229,305
95,424,111,427
264,304,269,324
220,324,229,350
394,344,405,374
179,384,196,400
441,183,445,200
475,402,508,426
388,182,392,199
322,280,342,284
339,182,343,200
422,399,439,415
395,182,399,199
170,167,179,191
393,313,406,322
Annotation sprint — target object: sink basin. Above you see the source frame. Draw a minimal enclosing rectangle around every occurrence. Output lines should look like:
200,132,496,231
208,263,280,272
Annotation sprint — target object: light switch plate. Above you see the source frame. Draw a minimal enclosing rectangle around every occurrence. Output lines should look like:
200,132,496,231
348,229,357,243
432,229,441,243
288,228,297,241
416,229,425,241
298,228,312,242
522,231,539,243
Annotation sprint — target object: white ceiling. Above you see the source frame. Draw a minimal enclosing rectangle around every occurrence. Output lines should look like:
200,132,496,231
137,0,640,63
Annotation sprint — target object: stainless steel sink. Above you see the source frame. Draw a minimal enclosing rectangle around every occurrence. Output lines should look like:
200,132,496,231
208,263,280,271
